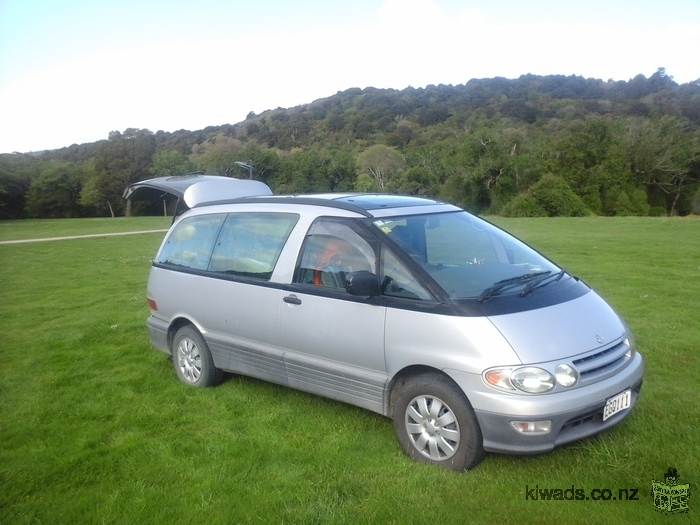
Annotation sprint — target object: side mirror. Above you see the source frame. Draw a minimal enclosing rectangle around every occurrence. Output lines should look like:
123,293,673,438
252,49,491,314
346,270,381,297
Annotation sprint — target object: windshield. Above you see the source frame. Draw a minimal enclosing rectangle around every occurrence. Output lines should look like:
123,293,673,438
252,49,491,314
373,211,561,300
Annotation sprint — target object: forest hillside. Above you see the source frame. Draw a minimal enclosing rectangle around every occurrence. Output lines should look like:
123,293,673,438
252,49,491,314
1,68,699,219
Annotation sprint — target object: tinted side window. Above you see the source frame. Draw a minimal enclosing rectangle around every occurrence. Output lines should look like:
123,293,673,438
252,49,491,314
295,221,375,289
208,213,298,280
156,214,226,270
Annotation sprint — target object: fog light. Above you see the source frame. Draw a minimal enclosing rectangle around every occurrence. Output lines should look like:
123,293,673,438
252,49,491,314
510,420,552,435
555,364,578,387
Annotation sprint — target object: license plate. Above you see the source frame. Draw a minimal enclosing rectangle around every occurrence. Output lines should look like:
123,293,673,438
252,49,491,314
603,390,631,421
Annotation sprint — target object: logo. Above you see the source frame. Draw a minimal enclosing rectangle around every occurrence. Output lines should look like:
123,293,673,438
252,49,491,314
595,334,605,345
651,467,690,514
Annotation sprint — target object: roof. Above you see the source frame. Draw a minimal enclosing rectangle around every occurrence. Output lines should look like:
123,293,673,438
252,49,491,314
232,194,449,217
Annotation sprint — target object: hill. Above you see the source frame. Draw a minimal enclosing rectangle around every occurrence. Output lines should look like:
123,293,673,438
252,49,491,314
1,69,699,219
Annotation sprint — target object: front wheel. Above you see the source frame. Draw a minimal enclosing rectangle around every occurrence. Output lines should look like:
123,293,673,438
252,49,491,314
392,373,485,470
172,326,223,387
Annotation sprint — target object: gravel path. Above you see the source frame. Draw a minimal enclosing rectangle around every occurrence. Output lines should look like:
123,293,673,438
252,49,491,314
0,229,168,245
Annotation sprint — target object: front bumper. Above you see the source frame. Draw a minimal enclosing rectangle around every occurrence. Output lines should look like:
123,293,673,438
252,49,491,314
446,351,644,454
475,378,642,454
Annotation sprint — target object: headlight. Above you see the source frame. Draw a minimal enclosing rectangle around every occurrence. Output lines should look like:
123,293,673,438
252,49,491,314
555,364,578,387
511,367,555,393
484,366,555,393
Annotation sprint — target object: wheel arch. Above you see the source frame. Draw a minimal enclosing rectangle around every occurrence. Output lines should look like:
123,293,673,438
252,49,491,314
386,365,465,416
166,317,200,353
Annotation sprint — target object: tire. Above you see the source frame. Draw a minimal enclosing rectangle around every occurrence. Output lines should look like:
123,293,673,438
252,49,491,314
392,373,485,471
172,326,223,387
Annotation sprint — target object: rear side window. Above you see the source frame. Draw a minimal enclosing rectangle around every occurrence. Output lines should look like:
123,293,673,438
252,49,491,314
208,213,298,279
157,214,226,270
156,212,298,280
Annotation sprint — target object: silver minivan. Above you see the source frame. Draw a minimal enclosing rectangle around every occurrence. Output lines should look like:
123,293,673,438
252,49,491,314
128,175,644,470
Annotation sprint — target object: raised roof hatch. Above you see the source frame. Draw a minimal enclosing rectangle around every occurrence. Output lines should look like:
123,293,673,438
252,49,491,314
123,174,272,209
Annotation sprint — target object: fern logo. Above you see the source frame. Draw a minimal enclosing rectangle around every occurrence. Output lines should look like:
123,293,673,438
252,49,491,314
651,468,690,514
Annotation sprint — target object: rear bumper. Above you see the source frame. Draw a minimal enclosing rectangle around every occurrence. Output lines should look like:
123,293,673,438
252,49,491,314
147,315,170,354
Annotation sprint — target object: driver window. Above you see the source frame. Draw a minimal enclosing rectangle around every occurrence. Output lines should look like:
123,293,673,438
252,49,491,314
295,221,375,289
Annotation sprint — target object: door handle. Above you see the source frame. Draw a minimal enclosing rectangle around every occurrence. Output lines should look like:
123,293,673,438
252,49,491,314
283,294,302,305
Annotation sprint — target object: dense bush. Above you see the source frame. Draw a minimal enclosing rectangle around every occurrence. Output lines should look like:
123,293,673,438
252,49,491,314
500,194,547,217
502,174,590,217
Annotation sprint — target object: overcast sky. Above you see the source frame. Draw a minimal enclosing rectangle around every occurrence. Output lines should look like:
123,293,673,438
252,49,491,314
1,0,698,154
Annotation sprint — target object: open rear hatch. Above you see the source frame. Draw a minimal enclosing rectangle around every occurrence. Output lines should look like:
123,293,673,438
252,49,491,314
123,174,273,219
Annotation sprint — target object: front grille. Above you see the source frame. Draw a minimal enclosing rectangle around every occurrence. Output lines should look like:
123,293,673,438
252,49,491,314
572,341,631,383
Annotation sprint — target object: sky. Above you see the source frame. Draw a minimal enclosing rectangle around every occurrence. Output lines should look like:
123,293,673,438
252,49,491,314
1,0,699,154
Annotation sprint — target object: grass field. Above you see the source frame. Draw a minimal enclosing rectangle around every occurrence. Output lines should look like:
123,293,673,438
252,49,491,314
1,216,698,524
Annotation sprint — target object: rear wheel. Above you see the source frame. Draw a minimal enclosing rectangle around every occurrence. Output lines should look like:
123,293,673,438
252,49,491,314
392,373,485,470
172,326,223,387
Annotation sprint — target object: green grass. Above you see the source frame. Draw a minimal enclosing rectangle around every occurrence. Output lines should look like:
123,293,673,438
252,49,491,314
1,216,698,524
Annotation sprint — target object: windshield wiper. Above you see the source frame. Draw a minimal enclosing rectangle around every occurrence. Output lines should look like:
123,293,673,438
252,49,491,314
519,269,568,297
477,271,551,302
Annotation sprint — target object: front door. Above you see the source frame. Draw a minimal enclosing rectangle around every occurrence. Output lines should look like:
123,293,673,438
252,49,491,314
278,219,387,414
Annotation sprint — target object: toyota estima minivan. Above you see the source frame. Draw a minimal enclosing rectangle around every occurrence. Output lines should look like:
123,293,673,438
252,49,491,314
129,174,643,470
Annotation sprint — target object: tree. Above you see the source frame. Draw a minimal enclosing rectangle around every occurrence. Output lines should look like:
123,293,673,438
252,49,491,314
151,150,194,177
25,161,85,218
190,134,250,176
272,148,356,194
388,166,438,196
80,170,116,217
626,116,699,215
439,127,523,213
93,129,156,216
552,119,629,214
0,172,30,219
356,145,404,191
602,185,650,216
0,154,34,219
